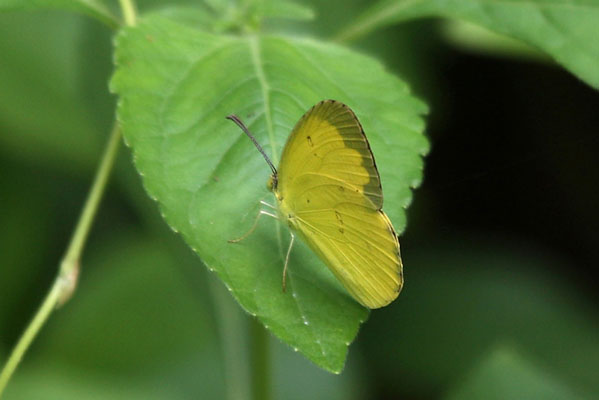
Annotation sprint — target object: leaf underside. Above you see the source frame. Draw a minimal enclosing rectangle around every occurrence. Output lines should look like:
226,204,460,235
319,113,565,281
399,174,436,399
340,0,599,89
112,15,428,372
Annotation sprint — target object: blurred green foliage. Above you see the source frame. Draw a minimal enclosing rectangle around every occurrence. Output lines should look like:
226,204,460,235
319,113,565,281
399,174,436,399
360,239,599,398
446,346,586,400
1,0,598,399
338,0,599,88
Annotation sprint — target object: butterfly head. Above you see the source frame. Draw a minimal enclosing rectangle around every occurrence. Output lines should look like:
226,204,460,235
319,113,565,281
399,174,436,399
267,173,278,192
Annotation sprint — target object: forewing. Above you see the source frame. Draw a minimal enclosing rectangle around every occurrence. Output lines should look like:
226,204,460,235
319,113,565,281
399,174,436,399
278,100,382,210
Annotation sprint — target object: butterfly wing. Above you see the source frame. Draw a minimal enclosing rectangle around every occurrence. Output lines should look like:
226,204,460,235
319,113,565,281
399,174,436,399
277,100,402,308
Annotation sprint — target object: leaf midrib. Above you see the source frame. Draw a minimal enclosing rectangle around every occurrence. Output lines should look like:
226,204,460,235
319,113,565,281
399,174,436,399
248,36,278,166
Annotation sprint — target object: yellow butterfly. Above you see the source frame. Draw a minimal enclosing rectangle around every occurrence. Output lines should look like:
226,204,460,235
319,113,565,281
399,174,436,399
227,100,402,308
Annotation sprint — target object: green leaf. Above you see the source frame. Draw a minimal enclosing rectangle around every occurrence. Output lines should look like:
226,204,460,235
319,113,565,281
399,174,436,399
202,0,233,15
336,0,599,88
111,15,428,372
145,5,217,30
260,0,315,21
441,20,549,61
445,346,587,400
0,0,119,28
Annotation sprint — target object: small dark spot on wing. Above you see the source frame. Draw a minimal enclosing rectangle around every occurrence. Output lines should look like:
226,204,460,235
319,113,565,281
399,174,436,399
335,211,343,224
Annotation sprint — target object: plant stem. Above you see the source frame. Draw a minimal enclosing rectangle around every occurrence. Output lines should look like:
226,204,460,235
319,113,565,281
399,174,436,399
0,279,61,396
59,123,122,296
208,277,251,400
0,124,122,397
250,318,270,400
119,0,137,26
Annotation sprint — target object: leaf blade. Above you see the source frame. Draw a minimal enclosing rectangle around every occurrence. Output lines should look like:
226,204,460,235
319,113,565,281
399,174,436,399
336,0,599,88
111,15,427,372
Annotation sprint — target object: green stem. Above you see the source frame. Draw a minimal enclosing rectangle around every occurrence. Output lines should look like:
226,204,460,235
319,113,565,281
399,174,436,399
250,318,270,400
60,124,122,289
0,124,122,397
118,0,137,26
0,279,61,396
208,278,250,400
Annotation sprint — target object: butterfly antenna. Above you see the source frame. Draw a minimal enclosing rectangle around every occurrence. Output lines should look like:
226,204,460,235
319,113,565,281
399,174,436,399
226,115,277,176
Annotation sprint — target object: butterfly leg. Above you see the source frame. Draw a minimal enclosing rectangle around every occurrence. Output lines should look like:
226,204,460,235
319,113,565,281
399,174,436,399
259,200,276,209
228,210,277,243
282,232,295,292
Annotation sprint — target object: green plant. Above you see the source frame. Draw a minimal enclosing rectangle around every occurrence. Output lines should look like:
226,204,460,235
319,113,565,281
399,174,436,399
1,0,598,399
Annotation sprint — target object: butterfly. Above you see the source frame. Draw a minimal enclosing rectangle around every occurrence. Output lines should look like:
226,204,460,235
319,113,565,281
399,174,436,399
227,100,402,308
